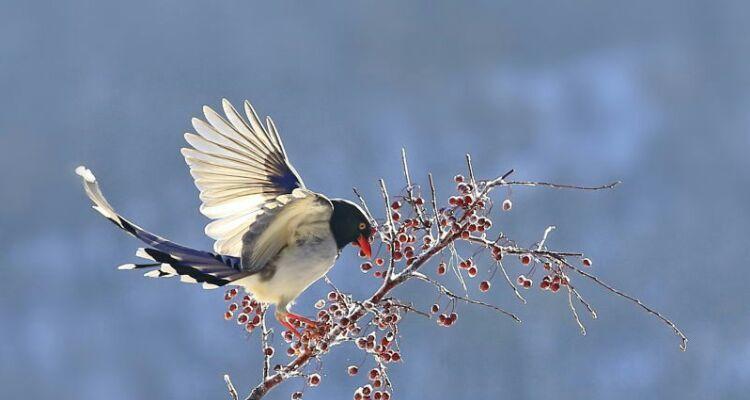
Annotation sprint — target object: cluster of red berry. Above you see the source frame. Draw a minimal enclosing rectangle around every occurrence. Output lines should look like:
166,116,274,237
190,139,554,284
223,288,263,333
347,367,391,400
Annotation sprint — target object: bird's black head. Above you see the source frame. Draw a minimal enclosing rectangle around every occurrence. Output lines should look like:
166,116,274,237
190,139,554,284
330,199,373,258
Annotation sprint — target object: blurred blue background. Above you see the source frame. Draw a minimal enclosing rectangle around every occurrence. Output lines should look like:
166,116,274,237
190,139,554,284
2,1,748,399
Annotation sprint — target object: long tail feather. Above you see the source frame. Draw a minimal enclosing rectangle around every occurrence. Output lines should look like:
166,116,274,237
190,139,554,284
75,166,248,289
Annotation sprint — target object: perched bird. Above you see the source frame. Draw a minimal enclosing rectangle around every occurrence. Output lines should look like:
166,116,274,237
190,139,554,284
76,99,373,335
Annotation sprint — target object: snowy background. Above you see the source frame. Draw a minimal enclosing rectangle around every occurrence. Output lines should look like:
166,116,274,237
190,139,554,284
2,1,749,399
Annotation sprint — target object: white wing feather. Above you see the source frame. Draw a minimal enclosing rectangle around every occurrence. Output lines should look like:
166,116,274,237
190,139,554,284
182,99,305,257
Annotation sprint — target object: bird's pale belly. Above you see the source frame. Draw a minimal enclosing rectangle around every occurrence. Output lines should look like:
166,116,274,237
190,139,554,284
233,226,339,309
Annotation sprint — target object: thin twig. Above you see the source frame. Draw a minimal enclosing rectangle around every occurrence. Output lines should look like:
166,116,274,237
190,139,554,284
224,374,238,400
490,179,621,191
401,148,427,227
537,226,556,251
558,257,688,351
260,306,271,380
497,259,526,304
566,286,587,336
353,187,379,230
427,173,440,240
413,272,521,323
465,154,477,190
568,284,597,319
379,179,397,280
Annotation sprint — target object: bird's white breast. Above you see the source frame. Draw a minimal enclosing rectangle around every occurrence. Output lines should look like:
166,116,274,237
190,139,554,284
233,220,338,309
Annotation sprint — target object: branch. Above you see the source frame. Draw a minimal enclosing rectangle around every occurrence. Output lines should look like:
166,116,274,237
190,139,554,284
224,375,238,400
413,272,521,323
224,151,683,400
558,257,688,351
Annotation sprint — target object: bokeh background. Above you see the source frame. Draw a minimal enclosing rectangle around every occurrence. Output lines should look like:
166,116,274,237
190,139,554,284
2,1,748,399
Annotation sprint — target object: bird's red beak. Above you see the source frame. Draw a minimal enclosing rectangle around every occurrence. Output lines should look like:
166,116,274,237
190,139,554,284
355,234,372,258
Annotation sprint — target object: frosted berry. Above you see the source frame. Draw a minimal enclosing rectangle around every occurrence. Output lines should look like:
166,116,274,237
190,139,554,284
502,199,512,211
348,365,359,376
308,373,321,387
520,254,532,265
582,258,592,267
479,281,491,292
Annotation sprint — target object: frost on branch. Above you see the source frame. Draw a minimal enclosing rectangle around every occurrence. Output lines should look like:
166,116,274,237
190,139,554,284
223,150,687,400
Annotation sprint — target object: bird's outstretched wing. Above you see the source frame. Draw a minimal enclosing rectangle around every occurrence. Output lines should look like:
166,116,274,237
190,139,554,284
182,99,305,257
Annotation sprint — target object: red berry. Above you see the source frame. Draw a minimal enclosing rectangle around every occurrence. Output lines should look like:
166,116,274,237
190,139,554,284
391,212,400,222
582,258,592,267
237,313,249,324
431,304,439,313
520,254,532,265
468,266,477,277
360,262,373,272
550,282,561,292
414,197,424,206
454,175,465,183
391,201,401,210
375,257,384,266
522,279,532,288
502,199,512,211
224,311,233,320
348,365,359,376
479,281,490,292
308,373,321,386
264,347,274,356
437,263,446,275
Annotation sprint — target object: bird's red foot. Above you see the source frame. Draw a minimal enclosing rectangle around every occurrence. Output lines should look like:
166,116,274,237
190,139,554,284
276,311,324,339
276,311,322,338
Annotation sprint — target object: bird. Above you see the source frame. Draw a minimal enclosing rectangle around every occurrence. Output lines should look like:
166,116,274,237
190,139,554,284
76,99,374,336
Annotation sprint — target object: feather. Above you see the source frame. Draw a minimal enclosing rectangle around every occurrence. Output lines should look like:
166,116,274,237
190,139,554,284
182,99,305,257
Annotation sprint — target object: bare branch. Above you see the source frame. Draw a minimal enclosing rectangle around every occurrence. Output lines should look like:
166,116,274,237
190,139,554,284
224,375,238,400
567,286,587,336
489,178,621,191
427,173,440,240
559,257,688,351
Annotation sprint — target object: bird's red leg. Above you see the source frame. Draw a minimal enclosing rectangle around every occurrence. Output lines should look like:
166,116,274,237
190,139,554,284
275,311,301,338
285,312,319,327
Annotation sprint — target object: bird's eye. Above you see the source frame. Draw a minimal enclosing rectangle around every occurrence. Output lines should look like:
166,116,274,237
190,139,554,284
358,222,366,230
